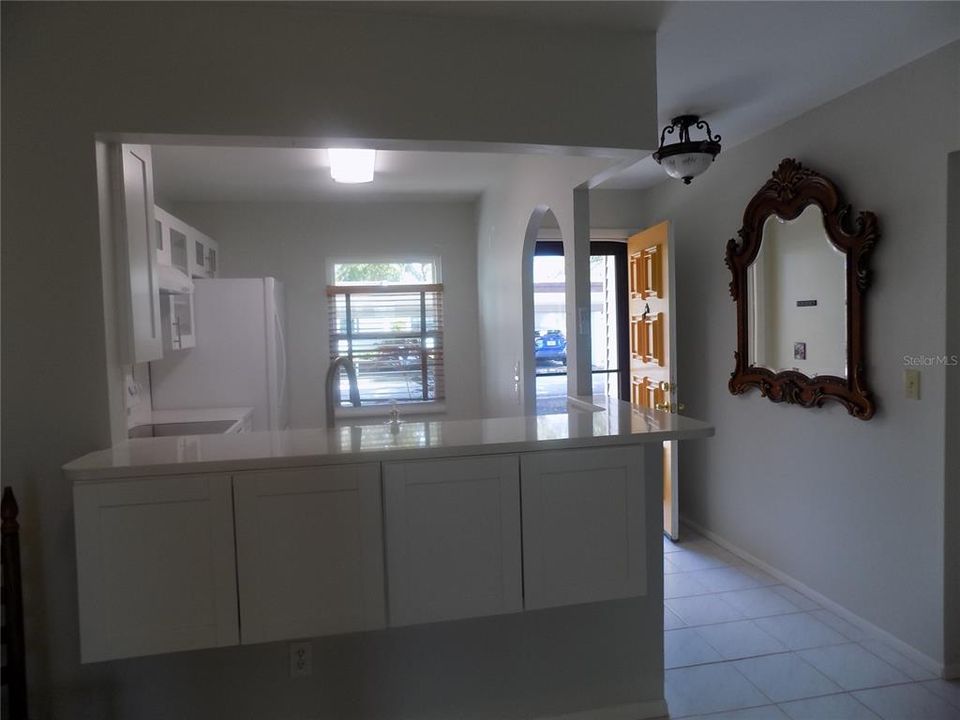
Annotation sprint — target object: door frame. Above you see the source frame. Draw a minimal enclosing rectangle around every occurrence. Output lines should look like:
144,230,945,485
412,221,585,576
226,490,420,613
627,219,680,540
534,239,629,402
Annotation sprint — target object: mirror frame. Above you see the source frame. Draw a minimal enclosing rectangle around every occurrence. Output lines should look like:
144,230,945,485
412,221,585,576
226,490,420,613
725,158,879,420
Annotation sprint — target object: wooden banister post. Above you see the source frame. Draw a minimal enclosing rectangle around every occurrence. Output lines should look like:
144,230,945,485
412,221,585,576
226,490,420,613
2,486,28,720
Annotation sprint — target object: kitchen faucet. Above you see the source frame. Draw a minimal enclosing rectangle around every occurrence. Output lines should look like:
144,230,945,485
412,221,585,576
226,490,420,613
325,356,361,428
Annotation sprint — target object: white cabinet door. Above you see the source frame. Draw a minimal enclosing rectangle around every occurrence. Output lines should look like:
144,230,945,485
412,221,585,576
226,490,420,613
233,464,385,644
167,223,190,276
206,240,218,277
155,206,218,278
154,209,171,267
189,230,219,278
384,455,522,626
521,446,653,610
161,293,196,352
74,474,238,662
114,144,162,363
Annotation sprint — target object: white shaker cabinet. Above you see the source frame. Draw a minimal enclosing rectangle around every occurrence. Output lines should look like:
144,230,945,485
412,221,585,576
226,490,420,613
69,419,699,661
113,144,163,363
383,455,522,626
154,210,171,267
74,474,238,662
160,292,197,352
520,446,652,610
154,205,218,279
233,465,386,644
190,229,219,278
154,206,202,353
154,206,188,275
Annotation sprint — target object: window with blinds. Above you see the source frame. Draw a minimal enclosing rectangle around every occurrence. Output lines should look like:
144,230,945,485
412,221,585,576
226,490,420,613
327,283,445,405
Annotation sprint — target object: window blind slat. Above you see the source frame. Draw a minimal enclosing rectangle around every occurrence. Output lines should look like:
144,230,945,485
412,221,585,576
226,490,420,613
329,284,445,405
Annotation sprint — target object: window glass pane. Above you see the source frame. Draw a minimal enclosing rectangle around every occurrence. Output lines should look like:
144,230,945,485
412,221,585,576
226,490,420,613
329,286,443,405
590,254,618,372
533,255,567,375
535,374,568,414
592,371,619,399
333,262,435,285
534,254,568,413
532,246,625,409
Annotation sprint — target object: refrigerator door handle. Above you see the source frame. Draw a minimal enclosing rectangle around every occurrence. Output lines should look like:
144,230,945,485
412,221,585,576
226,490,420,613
275,309,287,425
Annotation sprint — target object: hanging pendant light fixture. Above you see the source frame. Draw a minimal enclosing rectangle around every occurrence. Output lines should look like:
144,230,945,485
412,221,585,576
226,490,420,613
652,115,722,184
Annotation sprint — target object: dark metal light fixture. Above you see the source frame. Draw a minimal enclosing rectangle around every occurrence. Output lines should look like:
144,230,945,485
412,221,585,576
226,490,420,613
652,115,722,184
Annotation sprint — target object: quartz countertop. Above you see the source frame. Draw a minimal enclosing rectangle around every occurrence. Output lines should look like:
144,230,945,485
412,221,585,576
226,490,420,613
65,396,713,482
149,407,254,426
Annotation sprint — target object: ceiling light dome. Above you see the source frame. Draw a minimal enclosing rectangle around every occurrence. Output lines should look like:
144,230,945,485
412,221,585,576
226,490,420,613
329,148,377,184
652,115,722,185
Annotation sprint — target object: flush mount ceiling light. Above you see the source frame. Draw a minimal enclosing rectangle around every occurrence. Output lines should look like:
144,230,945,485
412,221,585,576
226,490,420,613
652,115,722,185
328,148,377,184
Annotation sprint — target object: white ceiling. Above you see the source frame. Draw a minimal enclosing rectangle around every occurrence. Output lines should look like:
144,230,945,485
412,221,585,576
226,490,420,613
322,1,669,31
153,147,519,203
602,1,960,188
153,1,960,200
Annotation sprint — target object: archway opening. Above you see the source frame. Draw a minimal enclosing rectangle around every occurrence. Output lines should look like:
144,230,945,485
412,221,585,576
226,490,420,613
521,208,571,414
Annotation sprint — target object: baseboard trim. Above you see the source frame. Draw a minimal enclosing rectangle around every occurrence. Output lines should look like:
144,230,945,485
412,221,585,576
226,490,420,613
535,699,668,720
680,516,946,679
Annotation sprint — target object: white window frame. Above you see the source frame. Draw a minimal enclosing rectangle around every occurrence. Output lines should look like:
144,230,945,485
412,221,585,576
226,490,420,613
327,257,446,418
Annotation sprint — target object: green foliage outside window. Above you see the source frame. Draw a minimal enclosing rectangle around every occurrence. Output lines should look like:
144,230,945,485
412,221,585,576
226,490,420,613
334,262,433,284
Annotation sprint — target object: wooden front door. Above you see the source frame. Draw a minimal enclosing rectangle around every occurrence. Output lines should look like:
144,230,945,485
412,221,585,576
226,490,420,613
628,222,681,540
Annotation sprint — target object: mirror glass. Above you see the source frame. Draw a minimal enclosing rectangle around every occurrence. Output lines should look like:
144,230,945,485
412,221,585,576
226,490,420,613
746,204,847,377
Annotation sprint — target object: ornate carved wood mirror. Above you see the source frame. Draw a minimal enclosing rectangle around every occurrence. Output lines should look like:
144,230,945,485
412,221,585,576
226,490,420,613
726,158,878,419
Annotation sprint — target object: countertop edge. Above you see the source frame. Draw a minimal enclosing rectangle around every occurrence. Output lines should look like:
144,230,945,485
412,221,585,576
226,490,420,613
64,426,714,483
148,406,255,425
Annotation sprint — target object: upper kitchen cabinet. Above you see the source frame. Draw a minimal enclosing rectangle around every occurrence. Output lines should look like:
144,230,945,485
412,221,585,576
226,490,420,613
191,228,218,278
154,206,189,276
154,207,198,353
160,293,196,352
154,206,218,279
112,144,163,364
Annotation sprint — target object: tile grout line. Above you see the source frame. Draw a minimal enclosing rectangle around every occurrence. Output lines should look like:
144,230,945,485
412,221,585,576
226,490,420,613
661,534,959,719
772,692,882,720
662,532,959,718
676,518,945,678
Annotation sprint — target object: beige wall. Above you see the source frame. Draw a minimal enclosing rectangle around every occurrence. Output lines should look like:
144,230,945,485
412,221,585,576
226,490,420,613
632,42,959,666
477,156,617,416
945,151,960,674
172,200,484,426
0,4,657,717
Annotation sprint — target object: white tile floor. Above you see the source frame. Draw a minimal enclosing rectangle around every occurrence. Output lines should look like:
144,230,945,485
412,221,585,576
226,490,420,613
662,529,960,719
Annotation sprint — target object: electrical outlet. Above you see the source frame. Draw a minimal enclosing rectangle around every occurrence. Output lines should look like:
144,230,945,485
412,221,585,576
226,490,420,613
123,371,142,410
289,641,312,678
904,369,921,400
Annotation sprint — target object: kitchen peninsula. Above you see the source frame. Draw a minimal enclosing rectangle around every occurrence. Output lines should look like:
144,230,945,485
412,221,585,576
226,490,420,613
66,397,712,720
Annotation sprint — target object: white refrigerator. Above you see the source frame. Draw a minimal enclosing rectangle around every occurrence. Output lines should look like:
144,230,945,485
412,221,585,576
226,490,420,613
151,277,289,431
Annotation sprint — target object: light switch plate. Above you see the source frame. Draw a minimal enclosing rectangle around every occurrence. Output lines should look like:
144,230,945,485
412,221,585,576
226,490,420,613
904,369,921,400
